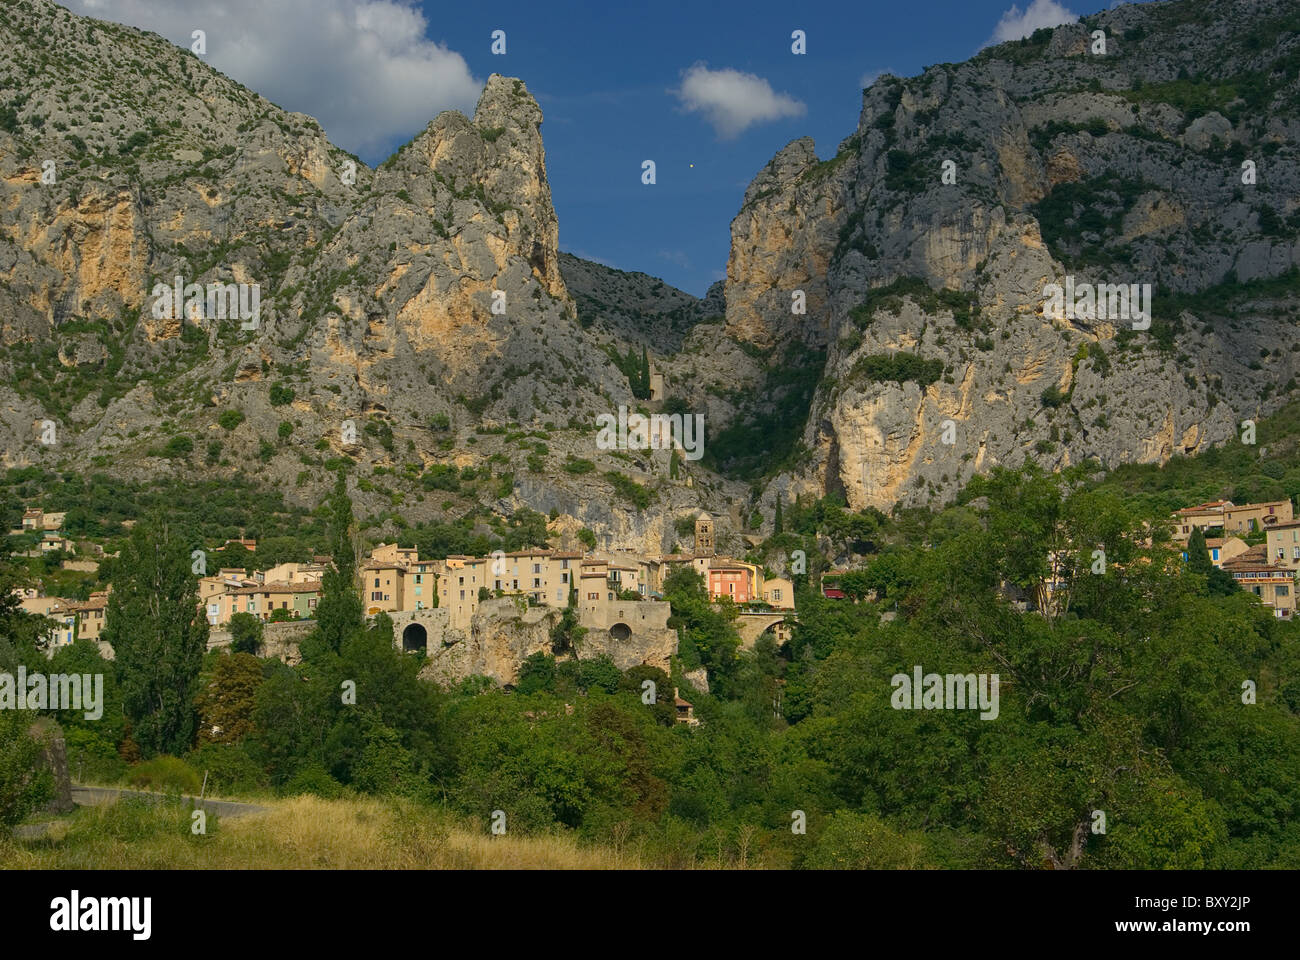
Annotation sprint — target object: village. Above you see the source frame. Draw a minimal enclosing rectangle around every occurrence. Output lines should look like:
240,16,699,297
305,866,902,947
9,494,1299,667
9,512,797,665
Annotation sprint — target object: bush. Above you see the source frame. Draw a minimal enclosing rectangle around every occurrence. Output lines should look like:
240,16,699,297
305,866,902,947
186,742,269,797
517,652,556,694
853,352,943,388
282,761,346,799
228,612,263,655
269,383,295,406
421,464,460,491
162,435,193,458
803,810,930,869
604,471,652,510
63,726,128,784
0,713,54,826
125,755,203,795
218,409,245,431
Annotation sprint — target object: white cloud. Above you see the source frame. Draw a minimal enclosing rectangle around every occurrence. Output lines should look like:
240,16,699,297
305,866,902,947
674,63,806,140
987,0,1078,46
859,68,895,90
657,250,693,270
67,0,482,159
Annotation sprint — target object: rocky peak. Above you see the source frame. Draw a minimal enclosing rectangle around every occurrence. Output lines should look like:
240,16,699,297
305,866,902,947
474,74,544,132
740,137,818,207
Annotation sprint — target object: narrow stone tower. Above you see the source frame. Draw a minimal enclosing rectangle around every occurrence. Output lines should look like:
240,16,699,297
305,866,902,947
693,512,715,558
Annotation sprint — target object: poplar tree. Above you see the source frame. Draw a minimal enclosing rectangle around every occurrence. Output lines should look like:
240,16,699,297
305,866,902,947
104,513,208,757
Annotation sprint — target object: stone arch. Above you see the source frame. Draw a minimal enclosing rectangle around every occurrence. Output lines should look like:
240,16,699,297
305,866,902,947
402,622,428,653
609,622,632,641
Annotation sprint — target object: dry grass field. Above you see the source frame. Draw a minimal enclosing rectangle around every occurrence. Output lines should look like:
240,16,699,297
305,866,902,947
2,794,649,870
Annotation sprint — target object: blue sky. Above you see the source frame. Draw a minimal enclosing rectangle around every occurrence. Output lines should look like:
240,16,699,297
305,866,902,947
70,0,1133,295
454,0,1061,294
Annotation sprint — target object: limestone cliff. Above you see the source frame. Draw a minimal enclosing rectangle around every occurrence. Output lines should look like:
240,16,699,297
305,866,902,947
721,0,1300,510
0,0,751,548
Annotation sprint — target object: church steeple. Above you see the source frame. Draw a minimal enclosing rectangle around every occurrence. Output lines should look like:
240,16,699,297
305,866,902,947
693,512,714,558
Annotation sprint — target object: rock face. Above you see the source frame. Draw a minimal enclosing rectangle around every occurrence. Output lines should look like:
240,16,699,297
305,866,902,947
1,0,1298,538
409,598,676,687
721,0,1300,509
30,718,74,814
0,0,756,545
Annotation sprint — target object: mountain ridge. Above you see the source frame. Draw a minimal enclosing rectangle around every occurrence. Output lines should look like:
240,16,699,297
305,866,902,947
1,0,1298,554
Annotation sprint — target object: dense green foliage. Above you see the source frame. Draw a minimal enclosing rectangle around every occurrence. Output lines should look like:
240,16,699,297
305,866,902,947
853,352,944,388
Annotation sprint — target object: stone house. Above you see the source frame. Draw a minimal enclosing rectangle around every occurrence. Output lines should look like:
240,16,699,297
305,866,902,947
1266,520,1300,572
1224,499,1293,535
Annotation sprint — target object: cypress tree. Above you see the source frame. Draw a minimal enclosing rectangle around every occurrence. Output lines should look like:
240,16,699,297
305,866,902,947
315,472,364,653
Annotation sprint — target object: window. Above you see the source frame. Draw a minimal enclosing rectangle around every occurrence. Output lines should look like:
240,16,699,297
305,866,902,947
495,580,502,590
561,573,569,584
533,579,541,588
308,598,317,609
588,592,598,600
772,588,782,601
561,559,569,570
533,564,541,574
459,576,464,586
374,578,380,588
415,575,422,584
460,590,465,600
1278,586,1290,596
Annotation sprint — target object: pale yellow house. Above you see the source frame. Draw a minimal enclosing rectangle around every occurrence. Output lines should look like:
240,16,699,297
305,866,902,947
261,561,328,585
436,555,490,629
1205,536,1250,569
371,543,419,566
761,576,796,609
1171,501,1231,542
1225,499,1293,535
1266,520,1300,572
363,558,407,615
69,592,109,641
401,559,438,611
